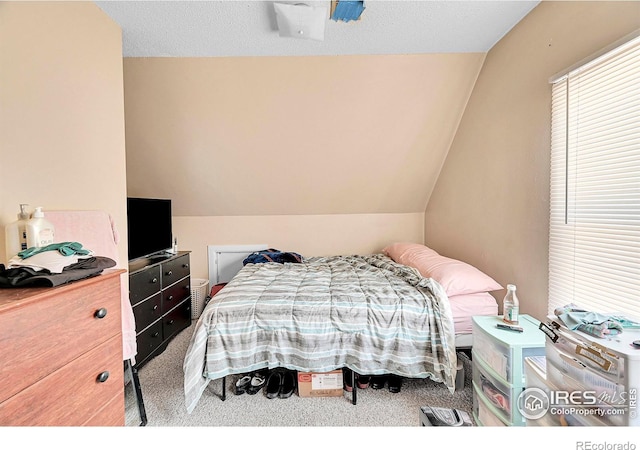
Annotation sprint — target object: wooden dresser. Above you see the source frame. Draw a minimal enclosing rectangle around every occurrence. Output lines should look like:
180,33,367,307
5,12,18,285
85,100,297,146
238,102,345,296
0,270,125,426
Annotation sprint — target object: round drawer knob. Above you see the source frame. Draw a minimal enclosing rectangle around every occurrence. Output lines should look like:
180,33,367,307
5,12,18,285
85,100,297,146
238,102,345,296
166,270,173,276
168,319,174,325
183,264,189,268
151,277,158,284
94,308,108,319
97,371,110,383
168,295,174,301
152,332,160,338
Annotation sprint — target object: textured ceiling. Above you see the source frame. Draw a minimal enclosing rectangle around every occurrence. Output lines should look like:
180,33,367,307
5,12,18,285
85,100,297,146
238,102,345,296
95,0,540,57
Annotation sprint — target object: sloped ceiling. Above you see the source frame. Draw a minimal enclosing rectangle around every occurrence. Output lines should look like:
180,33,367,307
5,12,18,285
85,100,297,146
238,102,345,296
102,1,539,217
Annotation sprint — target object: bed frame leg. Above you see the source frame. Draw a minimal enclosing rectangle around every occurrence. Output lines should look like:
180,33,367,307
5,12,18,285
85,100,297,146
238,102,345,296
351,370,357,405
221,376,226,401
455,351,468,391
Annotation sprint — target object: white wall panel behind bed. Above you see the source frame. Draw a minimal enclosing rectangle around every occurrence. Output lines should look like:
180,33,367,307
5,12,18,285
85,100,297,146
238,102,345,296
207,244,268,286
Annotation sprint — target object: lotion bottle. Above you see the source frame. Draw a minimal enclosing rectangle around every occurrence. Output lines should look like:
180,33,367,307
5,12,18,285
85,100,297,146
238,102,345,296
4,204,30,260
26,207,55,249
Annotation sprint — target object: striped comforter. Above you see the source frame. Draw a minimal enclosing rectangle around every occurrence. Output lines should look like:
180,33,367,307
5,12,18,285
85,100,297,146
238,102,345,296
183,254,457,413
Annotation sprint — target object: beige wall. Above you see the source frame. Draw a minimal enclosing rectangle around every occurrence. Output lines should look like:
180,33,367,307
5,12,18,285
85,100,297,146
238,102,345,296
123,54,483,216
425,1,640,321
0,2,128,267
174,212,424,280
123,53,484,278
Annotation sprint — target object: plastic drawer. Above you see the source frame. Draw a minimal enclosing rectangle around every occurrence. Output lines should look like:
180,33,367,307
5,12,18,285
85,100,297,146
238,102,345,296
473,382,507,426
473,327,511,382
546,359,626,426
547,325,623,382
473,358,515,423
546,344,625,402
524,356,551,392
523,356,563,426
523,357,612,427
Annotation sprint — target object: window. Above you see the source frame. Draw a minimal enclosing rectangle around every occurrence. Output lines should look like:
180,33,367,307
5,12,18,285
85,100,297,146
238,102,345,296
549,34,640,318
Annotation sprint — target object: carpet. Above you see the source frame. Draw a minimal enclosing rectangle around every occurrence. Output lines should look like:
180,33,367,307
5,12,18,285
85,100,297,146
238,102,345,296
134,321,475,427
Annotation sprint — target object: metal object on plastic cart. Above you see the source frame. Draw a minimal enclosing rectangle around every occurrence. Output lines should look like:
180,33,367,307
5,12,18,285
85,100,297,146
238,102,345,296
190,278,210,319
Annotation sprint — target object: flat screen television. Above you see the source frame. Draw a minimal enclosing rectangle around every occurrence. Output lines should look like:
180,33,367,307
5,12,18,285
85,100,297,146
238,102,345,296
127,197,173,261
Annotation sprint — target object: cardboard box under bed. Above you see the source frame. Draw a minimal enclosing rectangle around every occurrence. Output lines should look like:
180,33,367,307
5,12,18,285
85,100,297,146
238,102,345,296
297,370,343,397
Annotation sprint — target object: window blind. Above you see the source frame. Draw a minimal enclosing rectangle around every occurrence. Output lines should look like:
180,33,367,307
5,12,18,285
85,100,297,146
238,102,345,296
549,35,640,319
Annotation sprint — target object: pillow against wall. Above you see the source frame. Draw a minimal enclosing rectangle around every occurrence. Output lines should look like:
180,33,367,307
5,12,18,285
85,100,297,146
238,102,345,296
382,242,438,263
414,253,502,296
382,242,502,296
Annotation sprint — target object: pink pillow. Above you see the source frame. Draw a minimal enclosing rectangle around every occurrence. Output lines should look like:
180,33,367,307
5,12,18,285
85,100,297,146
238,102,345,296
411,253,502,296
382,242,438,263
382,242,502,296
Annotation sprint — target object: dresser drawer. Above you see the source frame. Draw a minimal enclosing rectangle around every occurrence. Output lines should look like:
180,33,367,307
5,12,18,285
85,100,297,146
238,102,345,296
83,392,126,426
0,335,123,426
161,254,190,288
136,320,163,365
129,265,161,305
162,276,190,313
0,274,121,403
133,292,162,331
163,299,191,341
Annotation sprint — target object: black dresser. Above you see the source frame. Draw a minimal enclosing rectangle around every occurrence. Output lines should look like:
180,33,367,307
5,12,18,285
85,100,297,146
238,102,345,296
129,251,192,368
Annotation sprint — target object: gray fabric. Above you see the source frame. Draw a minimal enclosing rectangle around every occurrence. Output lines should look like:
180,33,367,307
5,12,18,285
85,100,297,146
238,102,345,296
183,254,458,414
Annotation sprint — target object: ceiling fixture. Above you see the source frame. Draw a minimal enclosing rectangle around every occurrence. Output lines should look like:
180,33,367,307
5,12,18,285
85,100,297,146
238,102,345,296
274,2,328,42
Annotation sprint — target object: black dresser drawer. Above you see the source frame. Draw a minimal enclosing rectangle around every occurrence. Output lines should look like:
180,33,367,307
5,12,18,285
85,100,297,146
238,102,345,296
132,293,162,332
136,321,163,365
163,300,191,342
161,254,190,288
129,266,161,306
162,276,190,314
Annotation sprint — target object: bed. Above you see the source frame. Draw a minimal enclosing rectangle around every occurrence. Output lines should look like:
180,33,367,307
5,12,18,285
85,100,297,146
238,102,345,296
183,243,500,413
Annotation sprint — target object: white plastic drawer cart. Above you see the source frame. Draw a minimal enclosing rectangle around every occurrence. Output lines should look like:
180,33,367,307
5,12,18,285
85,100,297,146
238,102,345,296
472,314,546,426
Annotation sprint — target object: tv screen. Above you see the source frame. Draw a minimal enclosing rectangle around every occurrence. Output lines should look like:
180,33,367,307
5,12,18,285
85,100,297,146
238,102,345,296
127,197,173,261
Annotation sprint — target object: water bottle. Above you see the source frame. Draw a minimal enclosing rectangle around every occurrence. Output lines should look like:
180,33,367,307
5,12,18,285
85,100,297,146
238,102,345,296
503,284,519,324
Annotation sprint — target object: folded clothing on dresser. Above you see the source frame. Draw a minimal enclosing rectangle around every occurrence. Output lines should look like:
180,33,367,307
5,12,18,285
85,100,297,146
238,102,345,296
9,242,94,274
0,256,116,288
